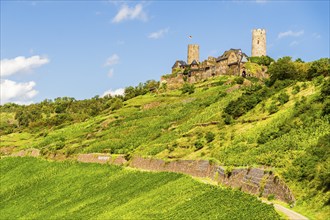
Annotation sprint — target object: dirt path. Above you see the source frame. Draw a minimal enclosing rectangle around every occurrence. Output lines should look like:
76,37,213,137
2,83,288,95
262,200,308,220
273,204,308,220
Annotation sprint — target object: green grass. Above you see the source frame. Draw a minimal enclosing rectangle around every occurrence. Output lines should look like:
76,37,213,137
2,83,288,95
0,157,279,220
1,76,329,218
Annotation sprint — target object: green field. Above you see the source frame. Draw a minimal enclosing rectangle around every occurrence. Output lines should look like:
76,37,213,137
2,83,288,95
0,157,280,219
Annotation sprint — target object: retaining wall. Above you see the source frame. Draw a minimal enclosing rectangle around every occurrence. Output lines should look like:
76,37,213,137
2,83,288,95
130,156,295,203
3,148,294,203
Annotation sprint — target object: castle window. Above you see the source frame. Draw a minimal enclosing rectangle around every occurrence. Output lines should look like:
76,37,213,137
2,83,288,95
257,40,259,44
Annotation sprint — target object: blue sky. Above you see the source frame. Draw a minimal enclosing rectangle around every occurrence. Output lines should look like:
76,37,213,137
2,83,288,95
1,0,329,104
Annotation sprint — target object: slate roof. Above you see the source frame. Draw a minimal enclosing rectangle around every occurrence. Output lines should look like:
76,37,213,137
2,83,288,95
172,60,187,69
216,49,248,62
190,60,199,65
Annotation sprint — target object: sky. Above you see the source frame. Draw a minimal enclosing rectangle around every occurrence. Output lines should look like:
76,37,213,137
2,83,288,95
1,0,329,104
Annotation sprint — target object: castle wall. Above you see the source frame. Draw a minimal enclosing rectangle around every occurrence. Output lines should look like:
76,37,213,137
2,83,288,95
187,44,199,64
227,51,238,64
252,29,266,57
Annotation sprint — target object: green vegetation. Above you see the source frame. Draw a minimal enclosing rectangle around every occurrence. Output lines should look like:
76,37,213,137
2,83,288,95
1,56,329,219
0,157,279,220
249,55,275,67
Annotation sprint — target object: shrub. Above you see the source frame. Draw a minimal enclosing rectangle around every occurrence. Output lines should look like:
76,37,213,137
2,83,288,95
223,113,233,125
320,79,330,100
110,98,123,111
181,83,195,94
205,132,215,143
268,102,279,114
277,92,289,105
292,85,300,95
268,56,297,81
235,77,244,85
249,56,275,66
194,141,203,151
307,58,330,80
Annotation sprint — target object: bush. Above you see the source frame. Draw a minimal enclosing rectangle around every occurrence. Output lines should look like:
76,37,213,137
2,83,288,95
307,58,330,80
194,141,203,151
267,194,275,201
205,132,215,143
249,56,275,66
320,79,330,100
235,77,244,85
268,102,279,114
277,92,289,105
292,85,300,95
181,83,195,94
110,98,123,111
223,113,233,125
268,56,297,81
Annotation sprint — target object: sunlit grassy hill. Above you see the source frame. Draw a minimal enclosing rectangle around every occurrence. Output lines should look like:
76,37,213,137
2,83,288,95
1,75,329,219
0,157,280,220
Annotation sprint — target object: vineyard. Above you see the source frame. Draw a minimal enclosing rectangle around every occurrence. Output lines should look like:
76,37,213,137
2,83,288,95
1,72,329,218
0,157,279,219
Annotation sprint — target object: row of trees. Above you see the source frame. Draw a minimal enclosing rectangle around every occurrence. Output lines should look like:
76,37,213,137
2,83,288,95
268,57,329,83
1,80,160,133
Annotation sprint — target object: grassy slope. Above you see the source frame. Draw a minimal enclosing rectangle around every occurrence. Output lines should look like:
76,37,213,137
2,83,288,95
0,157,279,220
1,75,329,218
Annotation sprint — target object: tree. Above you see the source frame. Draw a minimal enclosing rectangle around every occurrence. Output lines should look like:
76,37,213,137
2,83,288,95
295,58,304,63
110,98,123,111
124,86,136,100
307,58,330,80
249,56,274,66
268,56,297,81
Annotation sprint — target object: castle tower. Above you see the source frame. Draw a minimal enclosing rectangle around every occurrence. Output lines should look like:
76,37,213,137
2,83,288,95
187,44,199,64
251,29,266,57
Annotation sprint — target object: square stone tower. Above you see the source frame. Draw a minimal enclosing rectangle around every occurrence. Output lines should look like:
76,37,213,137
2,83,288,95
187,44,199,64
251,29,266,57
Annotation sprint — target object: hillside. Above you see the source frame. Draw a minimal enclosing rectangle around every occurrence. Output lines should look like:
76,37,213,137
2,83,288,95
1,58,329,219
0,157,280,219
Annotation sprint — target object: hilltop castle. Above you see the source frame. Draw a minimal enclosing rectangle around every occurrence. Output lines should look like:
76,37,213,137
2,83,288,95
162,29,267,88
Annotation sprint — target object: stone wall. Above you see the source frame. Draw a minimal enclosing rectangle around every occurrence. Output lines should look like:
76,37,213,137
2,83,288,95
3,149,294,203
9,148,40,157
77,153,127,165
130,156,295,203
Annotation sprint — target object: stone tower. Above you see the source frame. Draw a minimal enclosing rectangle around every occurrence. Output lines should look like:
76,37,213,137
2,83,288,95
251,29,266,57
187,44,199,64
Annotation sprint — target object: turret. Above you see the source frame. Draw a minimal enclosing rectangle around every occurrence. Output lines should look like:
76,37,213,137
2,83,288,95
187,44,199,64
251,29,266,57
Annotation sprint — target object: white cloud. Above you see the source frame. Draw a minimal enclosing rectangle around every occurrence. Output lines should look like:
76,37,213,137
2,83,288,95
102,88,125,97
112,3,147,23
105,54,120,66
0,79,38,105
1,55,49,77
107,68,114,78
278,30,304,39
290,41,299,47
148,28,169,39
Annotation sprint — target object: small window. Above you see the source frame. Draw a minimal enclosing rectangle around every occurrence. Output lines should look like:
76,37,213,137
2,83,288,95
257,40,260,44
